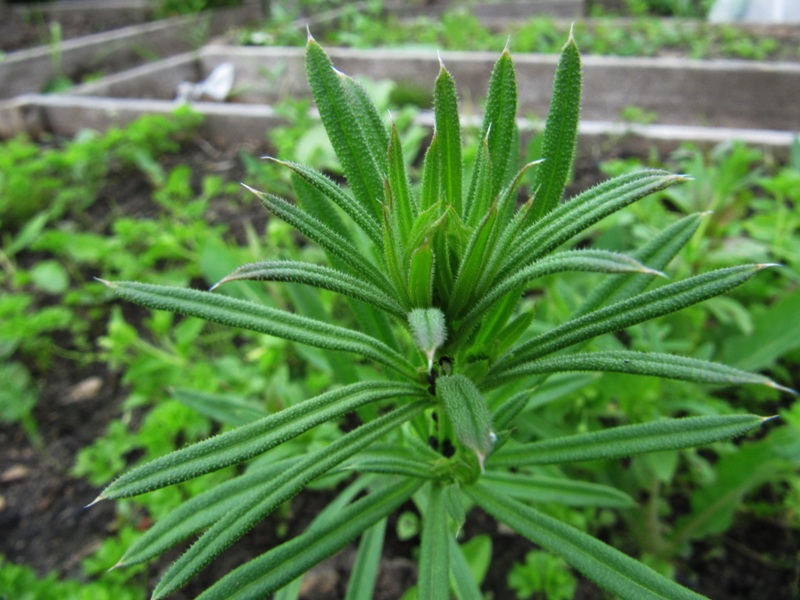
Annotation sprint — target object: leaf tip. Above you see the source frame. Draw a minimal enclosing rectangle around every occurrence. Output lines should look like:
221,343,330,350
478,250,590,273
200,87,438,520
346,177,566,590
645,267,669,279
84,494,104,509
755,263,782,271
94,277,112,287
108,560,125,572
241,182,259,195
306,24,314,43
762,414,781,424
768,381,798,396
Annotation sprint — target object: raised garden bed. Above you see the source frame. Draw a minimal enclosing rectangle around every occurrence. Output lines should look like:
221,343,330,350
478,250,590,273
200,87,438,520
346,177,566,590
1,0,153,54
4,43,797,155
0,0,264,99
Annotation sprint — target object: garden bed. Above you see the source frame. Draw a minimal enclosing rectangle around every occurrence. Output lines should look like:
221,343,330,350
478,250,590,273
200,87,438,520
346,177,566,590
4,43,797,155
1,0,153,54
0,0,264,99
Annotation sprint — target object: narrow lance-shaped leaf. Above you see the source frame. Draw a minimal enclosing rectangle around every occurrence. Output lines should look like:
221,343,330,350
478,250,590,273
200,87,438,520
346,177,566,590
117,457,301,567
344,519,388,600
437,375,496,471
472,171,538,297
469,284,526,356
489,264,772,378
98,380,424,501
340,73,390,170
455,250,660,346
152,401,428,599
305,37,385,218
247,186,393,294
383,198,411,308
482,45,518,200
484,350,796,392
101,280,416,379
527,32,581,224
490,414,770,468
270,159,383,247
497,170,685,283
408,242,435,308
481,471,635,508
419,483,450,600
575,212,707,317
197,478,422,600
464,131,493,227
342,448,441,480
212,260,406,319
407,200,447,255
434,57,463,215
467,484,708,600
448,202,499,317
433,207,456,306
388,121,416,237
419,133,440,212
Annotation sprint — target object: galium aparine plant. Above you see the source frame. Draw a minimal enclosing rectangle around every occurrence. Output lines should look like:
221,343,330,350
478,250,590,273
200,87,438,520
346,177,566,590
93,32,794,599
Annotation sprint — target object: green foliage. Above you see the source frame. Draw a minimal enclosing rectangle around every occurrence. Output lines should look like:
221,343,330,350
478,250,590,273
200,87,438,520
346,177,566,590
241,10,791,62
0,555,144,600
95,35,795,599
508,550,576,600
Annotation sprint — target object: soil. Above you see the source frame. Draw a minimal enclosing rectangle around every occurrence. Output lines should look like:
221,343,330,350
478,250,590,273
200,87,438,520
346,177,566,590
1,136,798,599
0,5,153,54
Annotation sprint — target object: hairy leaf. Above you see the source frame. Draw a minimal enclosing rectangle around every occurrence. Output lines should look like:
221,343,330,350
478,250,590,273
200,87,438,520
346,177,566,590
434,58,463,215
153,402,427,598
437,375,495,470
467,484,707,600
197,479,421,600
489,264,770,377
305,38,385,218
527,34,581,224
99,381,424,500
419,483,450,600
490,414,768,467
101,281,415,378
481,471,635,508
212,260,405,318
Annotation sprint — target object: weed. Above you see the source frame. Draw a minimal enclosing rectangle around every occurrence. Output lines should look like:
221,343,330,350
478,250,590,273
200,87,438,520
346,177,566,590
94,35,795,599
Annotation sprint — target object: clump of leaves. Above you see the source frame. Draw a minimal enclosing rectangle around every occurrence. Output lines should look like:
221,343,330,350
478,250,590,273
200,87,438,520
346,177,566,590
94,33,794,599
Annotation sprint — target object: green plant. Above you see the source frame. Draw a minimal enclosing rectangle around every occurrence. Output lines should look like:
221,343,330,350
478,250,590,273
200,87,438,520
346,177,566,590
92,34,794,599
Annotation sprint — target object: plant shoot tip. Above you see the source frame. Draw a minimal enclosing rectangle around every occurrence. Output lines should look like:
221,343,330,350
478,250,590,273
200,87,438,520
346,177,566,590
93,277,112,286
762,414,781,423
756,262,782,270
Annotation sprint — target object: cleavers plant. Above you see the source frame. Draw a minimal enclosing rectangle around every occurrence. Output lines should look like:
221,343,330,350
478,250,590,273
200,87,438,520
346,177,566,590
93,32,794,599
